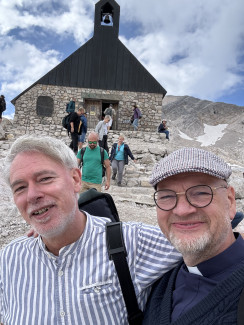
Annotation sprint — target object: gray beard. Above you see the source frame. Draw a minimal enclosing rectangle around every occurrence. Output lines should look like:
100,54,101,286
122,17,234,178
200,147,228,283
169,231,212,256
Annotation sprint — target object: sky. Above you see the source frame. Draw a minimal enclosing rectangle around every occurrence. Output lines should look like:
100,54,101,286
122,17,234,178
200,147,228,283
1,0,244,119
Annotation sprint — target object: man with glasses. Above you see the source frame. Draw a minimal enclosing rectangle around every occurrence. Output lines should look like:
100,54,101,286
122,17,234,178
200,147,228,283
77,131,111,192
143,147,244,325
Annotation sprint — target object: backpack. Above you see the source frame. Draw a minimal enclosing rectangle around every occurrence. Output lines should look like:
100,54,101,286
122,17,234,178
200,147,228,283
78,188,143,325
137,108,142,119
80,147,106,177
105,107,113,116
62,113,71,131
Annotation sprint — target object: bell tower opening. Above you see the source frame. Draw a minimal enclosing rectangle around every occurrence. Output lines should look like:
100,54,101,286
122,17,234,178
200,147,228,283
101,2,114,26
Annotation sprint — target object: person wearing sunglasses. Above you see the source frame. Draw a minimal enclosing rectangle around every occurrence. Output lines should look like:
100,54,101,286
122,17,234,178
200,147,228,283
77,132,111,193
143,147,244,325
109,134,136,186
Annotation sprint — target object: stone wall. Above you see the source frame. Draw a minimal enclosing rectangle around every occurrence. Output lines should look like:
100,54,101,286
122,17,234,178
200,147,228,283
13,84,163,134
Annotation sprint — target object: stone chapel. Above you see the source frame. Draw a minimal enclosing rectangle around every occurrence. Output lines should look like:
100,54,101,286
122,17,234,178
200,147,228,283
11,0,167,134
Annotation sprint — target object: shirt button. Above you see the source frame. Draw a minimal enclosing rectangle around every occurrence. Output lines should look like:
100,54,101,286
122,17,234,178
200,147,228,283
93,286,101,293
58,270,63,276
60,311,65,317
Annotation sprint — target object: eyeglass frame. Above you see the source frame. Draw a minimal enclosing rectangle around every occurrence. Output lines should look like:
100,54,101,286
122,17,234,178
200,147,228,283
88,141,97,144
154,184,228,211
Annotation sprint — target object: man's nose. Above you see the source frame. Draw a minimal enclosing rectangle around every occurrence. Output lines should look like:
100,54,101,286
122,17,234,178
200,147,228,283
27,183,44,203
172,194,197,216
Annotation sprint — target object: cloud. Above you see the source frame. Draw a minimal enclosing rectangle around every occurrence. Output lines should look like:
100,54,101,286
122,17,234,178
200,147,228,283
0,0,244,115
0,36,61,99
121,0,244,100
0,0,95,45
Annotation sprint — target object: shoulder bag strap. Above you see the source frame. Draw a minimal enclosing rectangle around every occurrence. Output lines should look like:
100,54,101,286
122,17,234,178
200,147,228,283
80,147,86,166
106,222,143,325
100,147,104,164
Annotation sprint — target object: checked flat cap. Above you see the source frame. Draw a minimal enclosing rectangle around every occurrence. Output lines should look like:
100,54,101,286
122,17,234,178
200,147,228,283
150,147,232,187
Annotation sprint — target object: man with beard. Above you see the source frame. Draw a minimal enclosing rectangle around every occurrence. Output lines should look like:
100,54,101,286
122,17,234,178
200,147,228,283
0,135,181,325
77,131,111,192
143,147,244,325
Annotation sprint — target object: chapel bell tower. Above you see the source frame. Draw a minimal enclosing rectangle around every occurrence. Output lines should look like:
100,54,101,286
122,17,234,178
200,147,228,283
94,0,120,39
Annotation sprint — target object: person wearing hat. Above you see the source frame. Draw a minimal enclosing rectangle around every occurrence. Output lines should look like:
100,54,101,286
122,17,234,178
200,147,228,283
158,120,169,140
143,147,244,325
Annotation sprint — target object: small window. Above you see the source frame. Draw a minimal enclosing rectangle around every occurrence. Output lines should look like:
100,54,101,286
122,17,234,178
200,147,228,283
36,96,54,117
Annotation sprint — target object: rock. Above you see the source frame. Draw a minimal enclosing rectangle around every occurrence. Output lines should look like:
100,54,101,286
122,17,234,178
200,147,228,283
6,133,15,140
0,124,5,140
140,179,151,187
126,178,140,187
149,147,167,156
140,153,155,164
232,179,244,200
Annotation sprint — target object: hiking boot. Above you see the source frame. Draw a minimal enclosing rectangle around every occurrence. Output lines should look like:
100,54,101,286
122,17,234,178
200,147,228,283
112,174,116,180
117,182,122,186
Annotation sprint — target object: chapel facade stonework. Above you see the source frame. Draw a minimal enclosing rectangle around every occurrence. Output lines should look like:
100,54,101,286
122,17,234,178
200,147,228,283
13,84,163,135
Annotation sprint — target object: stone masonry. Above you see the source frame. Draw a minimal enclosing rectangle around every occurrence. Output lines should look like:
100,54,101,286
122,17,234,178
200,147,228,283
13,84,163,135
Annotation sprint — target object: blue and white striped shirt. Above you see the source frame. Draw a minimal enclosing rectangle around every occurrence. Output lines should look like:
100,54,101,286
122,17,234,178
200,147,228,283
0,213,181,325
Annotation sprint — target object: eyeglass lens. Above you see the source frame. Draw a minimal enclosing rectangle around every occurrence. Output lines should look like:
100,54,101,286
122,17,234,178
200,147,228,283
154,185,214,211
89,141,97,144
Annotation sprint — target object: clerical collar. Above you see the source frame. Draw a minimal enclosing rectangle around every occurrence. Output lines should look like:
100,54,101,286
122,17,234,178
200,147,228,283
187,266,203,276
186,233,244,279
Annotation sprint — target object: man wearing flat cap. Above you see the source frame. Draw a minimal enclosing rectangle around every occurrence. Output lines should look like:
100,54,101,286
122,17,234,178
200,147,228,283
143,147,244,325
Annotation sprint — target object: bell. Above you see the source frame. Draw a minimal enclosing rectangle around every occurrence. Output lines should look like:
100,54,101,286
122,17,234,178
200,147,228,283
104,14,110,24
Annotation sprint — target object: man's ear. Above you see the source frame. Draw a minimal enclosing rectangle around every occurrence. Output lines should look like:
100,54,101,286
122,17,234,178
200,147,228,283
227,186,236,220
70,168,82,192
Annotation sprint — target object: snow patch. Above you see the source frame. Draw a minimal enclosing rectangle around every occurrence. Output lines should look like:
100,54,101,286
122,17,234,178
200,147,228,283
196,124,228,147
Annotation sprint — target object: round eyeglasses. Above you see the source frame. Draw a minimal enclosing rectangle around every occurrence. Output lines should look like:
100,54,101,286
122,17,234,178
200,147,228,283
154,185,227,211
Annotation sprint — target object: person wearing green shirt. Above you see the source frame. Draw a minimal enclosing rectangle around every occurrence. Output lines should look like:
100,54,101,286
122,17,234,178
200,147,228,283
77,132,111,193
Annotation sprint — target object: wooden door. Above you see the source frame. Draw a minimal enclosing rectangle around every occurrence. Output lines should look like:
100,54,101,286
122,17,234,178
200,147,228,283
84,100,102,129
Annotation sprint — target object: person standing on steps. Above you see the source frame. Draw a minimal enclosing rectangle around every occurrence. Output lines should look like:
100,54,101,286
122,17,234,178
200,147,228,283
109,134,136,187
104,104,115,130
95,115,111,154
69,108,83,155
131,104,142,131
78,107,87,150
77,131,111,193
66,97,76,113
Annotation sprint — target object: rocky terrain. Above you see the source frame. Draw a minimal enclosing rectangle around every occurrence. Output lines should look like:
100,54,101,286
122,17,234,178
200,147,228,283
0,95,244,249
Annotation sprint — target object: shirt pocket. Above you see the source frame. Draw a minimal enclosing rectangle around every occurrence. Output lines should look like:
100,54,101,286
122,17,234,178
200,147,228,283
79,280,113,294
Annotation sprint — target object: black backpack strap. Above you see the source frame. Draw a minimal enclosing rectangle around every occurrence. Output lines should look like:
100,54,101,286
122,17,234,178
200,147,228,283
237,287,244,325
100,147,104,165
80,147,86,166
106,222,143,325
